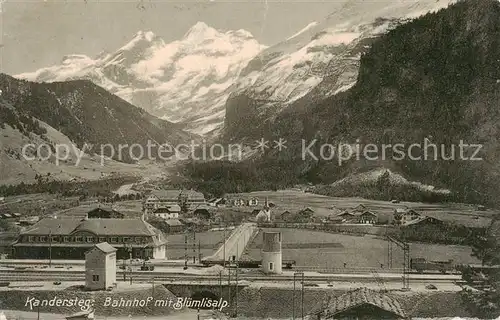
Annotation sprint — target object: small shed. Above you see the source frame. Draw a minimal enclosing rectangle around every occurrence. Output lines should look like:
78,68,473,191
85,242,117,291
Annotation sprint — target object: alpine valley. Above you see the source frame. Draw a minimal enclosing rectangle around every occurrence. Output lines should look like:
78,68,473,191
8,0,500,206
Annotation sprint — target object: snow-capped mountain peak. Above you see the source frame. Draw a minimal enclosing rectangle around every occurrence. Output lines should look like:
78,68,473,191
16,22,266,136
183,21,219,41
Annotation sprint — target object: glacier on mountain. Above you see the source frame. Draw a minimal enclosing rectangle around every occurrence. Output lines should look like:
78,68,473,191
16,22,266,136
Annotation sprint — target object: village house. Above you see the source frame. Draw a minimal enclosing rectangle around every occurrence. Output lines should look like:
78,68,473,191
310,288,407,319
402,215,444,227
65,310,94,320
337,211,357,223
278,210,293,222
359,211,378,224
85,242,116,291
337,210,378,224
231,198,246,207
352,204,367,213
152,205,181,220
255,199,272,223
193,205,212,220
87,207,124,219
207,198,227,208
326,213,344,224
164,219,184,233
394,208,421,225
178,190,206,209
18,216,39,226
11,213,21,219
12,217,167,260
247,198,259,206
143,189,206,213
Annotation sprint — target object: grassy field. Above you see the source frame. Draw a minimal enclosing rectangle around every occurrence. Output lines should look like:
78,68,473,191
0,193,81,218
243,228,479,269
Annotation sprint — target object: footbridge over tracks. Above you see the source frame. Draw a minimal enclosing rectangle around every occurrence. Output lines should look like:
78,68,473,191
205,223,257,262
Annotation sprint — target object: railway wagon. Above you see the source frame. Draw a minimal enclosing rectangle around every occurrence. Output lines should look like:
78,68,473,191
201,259,296,269
410,257,455,274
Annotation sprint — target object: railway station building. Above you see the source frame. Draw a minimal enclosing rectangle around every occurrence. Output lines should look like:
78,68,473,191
11,217,167,260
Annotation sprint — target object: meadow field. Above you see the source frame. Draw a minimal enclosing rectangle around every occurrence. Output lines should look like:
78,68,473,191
243,228,479,269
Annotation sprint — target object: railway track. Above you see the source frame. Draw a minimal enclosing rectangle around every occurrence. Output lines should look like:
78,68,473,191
0,269,462,283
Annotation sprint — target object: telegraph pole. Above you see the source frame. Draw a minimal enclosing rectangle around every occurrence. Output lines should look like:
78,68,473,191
198,240,201,262
152,277,155,297
122,243,127,281
223,222,226,267
292,276,295,320
184,233,188,269
235,243,239,318
219,271,222,299
301,273,304,320
193,229,196,263
228,266,231,303
293,272,305,320
48,230,52,268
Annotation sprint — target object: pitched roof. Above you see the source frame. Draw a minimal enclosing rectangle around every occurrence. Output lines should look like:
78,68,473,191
92,242,116,254
361,211,377,217
312,288,406,319
149,189,182,200
74,219,159,236
338,211,355,217
154,205,181,213
149,189,205,201
66,310,93,319
352,204,367,211
394,208,417,214
423,211,492,228
165,219,183,227
22,218,82,235
179,190,205,200
193,204,211,211
21,218,162,237
87,207,123,216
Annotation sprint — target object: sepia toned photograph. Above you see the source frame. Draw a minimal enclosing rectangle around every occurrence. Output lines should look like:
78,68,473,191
0,0,499,319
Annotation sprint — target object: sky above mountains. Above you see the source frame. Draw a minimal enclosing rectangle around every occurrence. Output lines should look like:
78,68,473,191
1,0,349,75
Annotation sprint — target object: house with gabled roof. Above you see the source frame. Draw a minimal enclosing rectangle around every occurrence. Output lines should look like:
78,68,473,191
394,208,421,225
310,287,407,319
143,189,205,213
352,204,367,213
359,211,378,224
152,205,181,220
336,209,378,224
